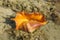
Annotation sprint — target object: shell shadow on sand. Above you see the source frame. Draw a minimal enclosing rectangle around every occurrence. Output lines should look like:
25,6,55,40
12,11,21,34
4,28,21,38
5,17,16,29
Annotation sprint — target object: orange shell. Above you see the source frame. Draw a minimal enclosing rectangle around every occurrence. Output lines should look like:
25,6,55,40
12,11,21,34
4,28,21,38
11,11,47,32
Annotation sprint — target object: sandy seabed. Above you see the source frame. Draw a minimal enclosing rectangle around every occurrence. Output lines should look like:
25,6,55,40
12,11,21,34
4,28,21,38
0,0,60,40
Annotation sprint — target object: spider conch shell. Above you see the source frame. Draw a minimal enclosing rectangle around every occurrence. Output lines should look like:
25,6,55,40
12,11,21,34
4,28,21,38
11,11,47,32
